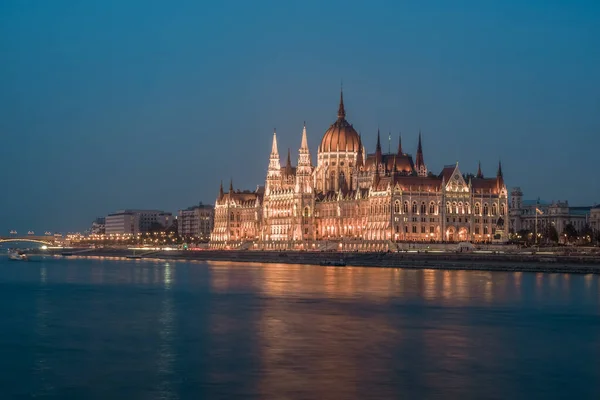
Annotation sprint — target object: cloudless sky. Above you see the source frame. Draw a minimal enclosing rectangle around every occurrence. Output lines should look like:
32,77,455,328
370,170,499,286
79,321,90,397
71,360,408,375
1,0,599,233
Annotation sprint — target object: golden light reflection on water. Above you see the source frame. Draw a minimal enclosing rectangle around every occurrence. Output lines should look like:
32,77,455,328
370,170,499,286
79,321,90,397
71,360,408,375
205,262,600,306
156,268,176,399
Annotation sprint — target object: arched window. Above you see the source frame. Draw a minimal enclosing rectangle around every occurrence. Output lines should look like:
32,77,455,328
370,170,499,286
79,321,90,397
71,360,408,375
420,202,426,214
394,201,400,214
403,202,409,214
412,202,417,214
446,202,451,214
458,202,464,214
466,202,471,214
230,212,234,221
492,203,498,216
429,202,435,215
474,203,480,215
329,171,335,190
453,202,458,214
500,203,506,215
339,171,346,189
483,203,489,216
303,207,310,218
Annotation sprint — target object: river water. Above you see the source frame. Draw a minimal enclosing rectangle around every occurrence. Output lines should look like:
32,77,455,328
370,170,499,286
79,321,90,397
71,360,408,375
0,256,599,399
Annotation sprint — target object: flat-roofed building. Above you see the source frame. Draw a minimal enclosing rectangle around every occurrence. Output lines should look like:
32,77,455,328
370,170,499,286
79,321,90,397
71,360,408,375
105,209,172,235
178,203,214,241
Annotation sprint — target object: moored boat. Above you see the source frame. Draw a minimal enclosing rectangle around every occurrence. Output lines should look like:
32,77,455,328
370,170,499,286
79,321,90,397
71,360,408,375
8,249,28,261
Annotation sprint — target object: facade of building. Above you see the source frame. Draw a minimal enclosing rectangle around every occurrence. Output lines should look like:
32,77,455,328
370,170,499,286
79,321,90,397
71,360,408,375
211,91,508,250
590,206,600,236
105,209,172,235
509,187,591,239
91,217,105,235
178,203,214,240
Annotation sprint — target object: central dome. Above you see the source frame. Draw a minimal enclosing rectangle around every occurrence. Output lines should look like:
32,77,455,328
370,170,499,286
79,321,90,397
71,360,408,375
319,91,361,153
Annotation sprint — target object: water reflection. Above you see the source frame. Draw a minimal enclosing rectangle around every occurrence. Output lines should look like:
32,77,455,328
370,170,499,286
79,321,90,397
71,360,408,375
2,258,600,399
155,280,176,399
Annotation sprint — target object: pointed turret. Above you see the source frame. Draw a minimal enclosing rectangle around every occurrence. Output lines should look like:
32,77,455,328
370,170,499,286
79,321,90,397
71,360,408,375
229,178,233,193
397,134,403,156
356,133,364,168
415,131,427,177
496,160,504,192
392,154,397,175
337,87,346,119
271,129,279,157
285,148,293,176
375,129,382,167
300,121,309,151
476,161,483,179
218,180,224,200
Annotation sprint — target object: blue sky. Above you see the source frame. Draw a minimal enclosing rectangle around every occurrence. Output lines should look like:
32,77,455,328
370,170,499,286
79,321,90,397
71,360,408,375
0,0,599,233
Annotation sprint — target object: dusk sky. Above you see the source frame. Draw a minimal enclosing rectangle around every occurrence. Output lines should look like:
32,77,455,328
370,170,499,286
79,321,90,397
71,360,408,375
1,0,599,233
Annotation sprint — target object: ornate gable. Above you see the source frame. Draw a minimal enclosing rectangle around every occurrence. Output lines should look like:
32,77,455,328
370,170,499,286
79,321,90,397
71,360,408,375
444,164,468,193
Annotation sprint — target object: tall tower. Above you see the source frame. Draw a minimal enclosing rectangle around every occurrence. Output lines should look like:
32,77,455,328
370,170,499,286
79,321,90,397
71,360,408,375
296,122,313,193
266,129,281,195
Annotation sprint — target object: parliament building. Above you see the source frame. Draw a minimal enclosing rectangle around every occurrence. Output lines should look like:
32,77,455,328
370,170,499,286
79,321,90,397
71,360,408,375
211,92,508,250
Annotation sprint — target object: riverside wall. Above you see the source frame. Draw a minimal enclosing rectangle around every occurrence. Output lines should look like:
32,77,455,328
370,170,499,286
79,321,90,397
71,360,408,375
53,248,600,275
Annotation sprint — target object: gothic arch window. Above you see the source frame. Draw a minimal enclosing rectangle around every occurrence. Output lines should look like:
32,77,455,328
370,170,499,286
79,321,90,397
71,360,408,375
466,203,471,214
394,201,400,214
458,202,464,214
412,202,418,214
483,203,489,216
429,202,435,215
339,171,346,189
474,203,480,215
492,203,498,216
420,202,426,214
500,203,506,215
453,202,458,214
303,207,310,218
230,212,234,221
446,202,451,214
403,202,409,214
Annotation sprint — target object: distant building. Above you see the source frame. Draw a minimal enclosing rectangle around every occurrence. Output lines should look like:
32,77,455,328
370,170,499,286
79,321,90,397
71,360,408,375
178,203,214,241
91,217,105,235
590,206,600,236
509,188,591,237
105,210,173,235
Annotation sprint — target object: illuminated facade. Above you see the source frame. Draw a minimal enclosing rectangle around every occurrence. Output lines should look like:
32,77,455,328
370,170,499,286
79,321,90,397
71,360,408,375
211,91,508,250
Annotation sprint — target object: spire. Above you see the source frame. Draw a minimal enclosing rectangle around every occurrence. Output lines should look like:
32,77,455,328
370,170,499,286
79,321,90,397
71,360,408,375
392,154,397,174
219,180,224,199
397,133,403,156
271,129,279,156
415,130,424,168
495,160,505,192
375,129,382,166
229,178,233,192
476,161,483,179
356,133,364,168
285,148,293,176
337,86,346,119
300,121,308,150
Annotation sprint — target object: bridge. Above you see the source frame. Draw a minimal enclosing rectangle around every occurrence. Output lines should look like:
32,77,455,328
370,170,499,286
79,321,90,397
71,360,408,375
0,236,55,245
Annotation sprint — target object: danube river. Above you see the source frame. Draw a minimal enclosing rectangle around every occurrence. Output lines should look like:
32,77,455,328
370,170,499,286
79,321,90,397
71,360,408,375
1,256,599,399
